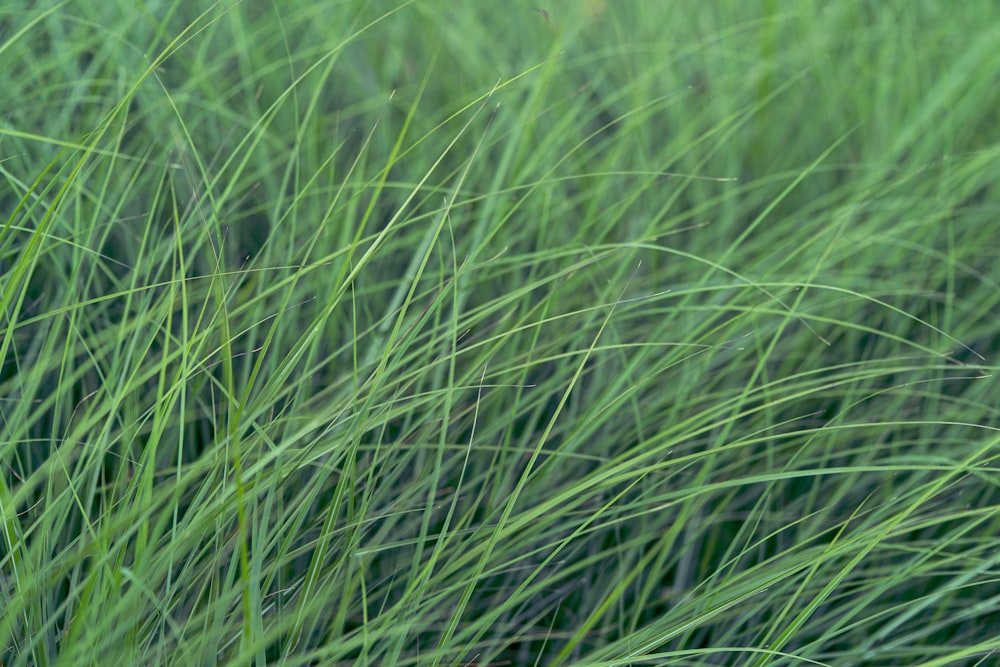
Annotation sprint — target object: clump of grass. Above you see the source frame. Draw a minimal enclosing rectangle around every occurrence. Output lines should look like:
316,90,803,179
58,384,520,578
2,2,998,666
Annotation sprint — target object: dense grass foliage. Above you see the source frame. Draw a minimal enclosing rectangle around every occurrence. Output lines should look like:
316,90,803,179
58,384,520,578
2,2,999,665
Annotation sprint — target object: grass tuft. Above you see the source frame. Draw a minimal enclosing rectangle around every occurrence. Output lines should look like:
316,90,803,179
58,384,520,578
2,2,998,666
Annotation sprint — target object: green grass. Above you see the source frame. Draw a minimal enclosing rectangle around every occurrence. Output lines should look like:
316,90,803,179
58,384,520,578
2,1,999,665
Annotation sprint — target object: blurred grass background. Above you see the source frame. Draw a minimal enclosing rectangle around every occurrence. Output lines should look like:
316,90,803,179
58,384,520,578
2,1,999,665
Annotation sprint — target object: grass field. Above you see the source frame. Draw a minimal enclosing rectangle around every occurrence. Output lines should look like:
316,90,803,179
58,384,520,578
2,1,999,665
